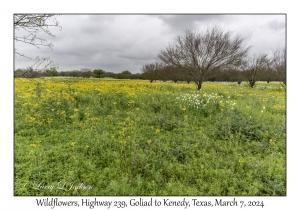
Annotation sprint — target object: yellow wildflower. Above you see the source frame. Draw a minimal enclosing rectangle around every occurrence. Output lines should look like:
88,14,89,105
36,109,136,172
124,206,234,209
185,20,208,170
269,139,276,145
127,100,134,106
30,144,37,148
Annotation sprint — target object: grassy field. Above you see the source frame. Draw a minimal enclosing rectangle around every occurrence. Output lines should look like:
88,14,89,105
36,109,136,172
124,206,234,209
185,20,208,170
14,78,286,196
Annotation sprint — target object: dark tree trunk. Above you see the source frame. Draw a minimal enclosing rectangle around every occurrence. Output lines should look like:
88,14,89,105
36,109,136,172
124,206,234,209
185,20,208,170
197,82,202,90
249,80,255,88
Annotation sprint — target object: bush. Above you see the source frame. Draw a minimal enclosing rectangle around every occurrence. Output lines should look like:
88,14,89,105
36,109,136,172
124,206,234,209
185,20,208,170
211,108,273,141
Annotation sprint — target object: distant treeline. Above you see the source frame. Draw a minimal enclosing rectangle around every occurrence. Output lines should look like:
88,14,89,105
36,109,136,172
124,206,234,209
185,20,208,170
141,65,281,84
14,67,281,84
14,68,141,79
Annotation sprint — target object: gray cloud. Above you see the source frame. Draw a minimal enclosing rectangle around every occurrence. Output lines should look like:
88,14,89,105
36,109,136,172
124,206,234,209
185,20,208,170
158,14,229,31
266,19,286,31
14,14,286,73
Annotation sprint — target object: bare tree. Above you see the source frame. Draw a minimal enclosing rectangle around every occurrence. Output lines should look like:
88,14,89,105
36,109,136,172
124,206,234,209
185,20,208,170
182,68,194,83
14,67,41,78
157,25,250,90
14,14,61,77
237,70,243,84
271,47,286,87
82,71,93,78
141,62,162,83
159,65,184,83
156,66,168,81
81,68,92,72
242,54,269,88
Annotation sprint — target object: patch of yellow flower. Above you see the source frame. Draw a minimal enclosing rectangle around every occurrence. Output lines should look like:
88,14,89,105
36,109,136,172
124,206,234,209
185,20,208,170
127,100,135,106
30,144,38,148
269,139,276,145
47,118,53,124
90,117,100,121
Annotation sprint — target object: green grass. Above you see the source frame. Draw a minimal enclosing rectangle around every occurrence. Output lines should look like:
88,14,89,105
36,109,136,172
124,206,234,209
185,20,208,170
14,79,286,196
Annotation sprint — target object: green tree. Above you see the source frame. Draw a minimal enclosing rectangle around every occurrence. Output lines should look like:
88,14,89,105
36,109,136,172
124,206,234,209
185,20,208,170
121,70,132,74
46,67,58,77
93,69,105,78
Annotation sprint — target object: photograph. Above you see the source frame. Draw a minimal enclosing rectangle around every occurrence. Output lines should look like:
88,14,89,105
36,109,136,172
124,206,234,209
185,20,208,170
14,14,286,198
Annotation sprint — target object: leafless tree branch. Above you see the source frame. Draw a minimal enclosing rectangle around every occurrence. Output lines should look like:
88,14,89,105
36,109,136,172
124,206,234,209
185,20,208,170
270,47,286,88
14,14,61,76
157,25,250,90
242,54,269,87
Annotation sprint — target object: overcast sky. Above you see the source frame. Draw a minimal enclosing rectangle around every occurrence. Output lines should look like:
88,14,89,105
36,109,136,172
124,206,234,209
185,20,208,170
14,14,286,73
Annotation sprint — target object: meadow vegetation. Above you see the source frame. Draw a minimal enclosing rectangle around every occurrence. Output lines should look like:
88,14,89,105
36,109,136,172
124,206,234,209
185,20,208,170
14,78,286,196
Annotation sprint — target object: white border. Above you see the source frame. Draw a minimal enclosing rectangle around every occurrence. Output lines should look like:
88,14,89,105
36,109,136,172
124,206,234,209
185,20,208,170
3,1,299,209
